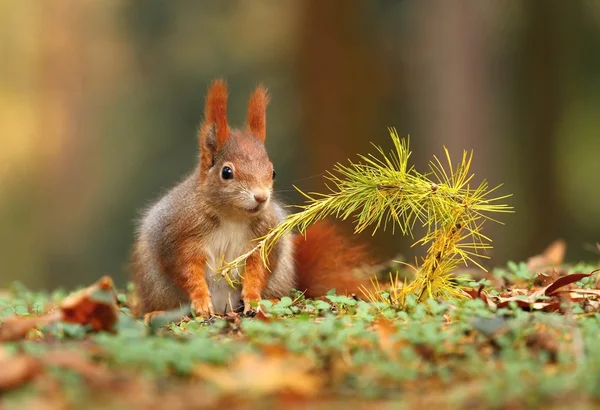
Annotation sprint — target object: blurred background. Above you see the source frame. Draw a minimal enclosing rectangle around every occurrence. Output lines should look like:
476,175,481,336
1,0,599,289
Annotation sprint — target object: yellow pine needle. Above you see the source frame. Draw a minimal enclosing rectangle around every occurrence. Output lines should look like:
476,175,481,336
360,272,405,310
217,128,513,306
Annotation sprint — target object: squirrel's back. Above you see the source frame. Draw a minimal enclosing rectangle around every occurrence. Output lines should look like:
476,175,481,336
132,172,204,313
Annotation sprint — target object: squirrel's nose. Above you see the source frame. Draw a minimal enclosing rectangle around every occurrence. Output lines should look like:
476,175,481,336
253,192,269,204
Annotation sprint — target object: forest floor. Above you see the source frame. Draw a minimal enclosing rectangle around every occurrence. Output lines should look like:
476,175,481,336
1,242,600,410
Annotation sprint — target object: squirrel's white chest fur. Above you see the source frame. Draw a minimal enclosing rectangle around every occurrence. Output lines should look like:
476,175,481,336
204,219,252,313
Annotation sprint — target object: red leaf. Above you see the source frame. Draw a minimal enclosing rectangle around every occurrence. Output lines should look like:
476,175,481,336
545,270,599,296
60,276,119,332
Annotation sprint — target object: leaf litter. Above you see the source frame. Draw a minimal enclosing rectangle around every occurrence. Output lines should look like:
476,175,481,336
0,242,599,409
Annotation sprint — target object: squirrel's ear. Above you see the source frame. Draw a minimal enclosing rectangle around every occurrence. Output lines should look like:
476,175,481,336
199,124,218,172
247,84,269,142
202,79,230,148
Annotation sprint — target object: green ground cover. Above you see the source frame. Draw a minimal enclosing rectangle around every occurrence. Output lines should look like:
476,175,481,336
1,256,600,410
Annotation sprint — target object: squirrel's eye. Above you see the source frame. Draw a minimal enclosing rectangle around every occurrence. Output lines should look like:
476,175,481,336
272,169,276,180
221,166,234,180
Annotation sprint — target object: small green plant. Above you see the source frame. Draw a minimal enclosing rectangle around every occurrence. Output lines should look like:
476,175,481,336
221,128,512,304
2,272,600,408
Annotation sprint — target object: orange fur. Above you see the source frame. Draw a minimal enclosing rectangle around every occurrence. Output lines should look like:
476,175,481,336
186,259,213,315
242,252,270,312
247,85,270,142
204,79,230,147
163,242,214,316
294,221,373,298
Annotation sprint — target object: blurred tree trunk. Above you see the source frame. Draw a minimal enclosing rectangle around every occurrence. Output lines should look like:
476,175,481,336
408,0,572,262
295,0,381,176
295,0,394,258
513,0,570,258
406,1,506,264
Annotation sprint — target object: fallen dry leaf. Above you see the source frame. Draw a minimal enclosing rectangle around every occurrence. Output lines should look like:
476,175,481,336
60,276,119,332
582,299,600,313
527,239,566,272
535,269,560,287
494,299,561,312
463,288,495,308
489,270,599,312
42,350,114,387
0,310,62,342
563,288,600,297
0,347,42,392
194,350,322,398
545,271,598,296
0,276,120,341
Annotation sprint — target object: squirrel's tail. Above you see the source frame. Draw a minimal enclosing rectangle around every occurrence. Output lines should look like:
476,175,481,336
293,221,374,298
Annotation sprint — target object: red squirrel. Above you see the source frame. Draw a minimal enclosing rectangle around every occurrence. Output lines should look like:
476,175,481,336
132,79,372,317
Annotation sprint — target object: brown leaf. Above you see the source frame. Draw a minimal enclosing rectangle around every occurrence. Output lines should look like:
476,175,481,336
42,351,114,386
194,351,322,397
495,299,561,312
463,288,495,308
491,270,599,312
0,310,62,342
565,288,600,297
583,299,600,313
60,276,119,332
545,271,597,296
0,348,42,391
527,239,566,271
534,269,560,287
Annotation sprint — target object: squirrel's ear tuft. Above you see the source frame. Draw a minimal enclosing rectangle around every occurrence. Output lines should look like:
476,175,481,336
203,79,230,147
247,84,270,142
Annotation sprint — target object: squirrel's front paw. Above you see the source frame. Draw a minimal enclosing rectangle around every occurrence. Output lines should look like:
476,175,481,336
242,293,261,315
191,295,214,318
